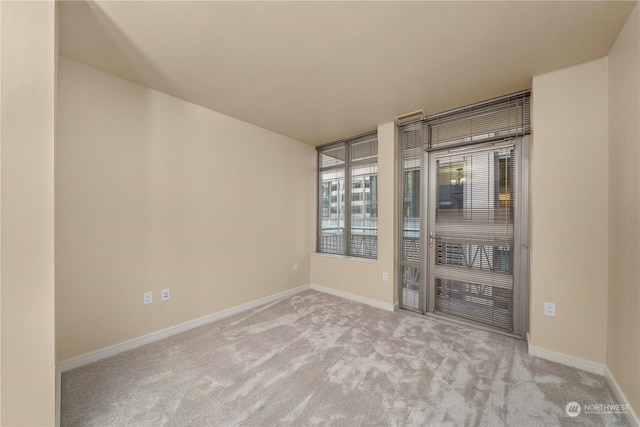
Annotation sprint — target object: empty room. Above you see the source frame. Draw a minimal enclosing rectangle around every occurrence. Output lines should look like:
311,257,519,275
1,0,640,426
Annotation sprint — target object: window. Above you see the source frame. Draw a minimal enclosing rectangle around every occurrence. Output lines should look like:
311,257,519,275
318,131,378,258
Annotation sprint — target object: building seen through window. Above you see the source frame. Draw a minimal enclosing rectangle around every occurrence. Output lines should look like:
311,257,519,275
318,132,378,258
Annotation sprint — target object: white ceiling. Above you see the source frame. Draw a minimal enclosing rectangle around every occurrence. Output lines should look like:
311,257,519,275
58,1,637,146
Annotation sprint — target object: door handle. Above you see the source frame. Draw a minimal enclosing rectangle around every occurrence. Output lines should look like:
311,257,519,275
429,231,436,248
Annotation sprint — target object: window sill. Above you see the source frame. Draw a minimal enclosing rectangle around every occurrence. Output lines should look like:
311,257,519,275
310,252,378,264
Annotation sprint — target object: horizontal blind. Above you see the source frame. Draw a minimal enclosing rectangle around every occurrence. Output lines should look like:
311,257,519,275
429,91,530,149
319,145,345,169
400,90,530,152
398,122,425,312
433,145,515,331
433,146,515,246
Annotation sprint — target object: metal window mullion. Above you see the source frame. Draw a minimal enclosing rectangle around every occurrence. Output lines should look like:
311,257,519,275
344,144,352,256
512,141,522,336
513,136,530,338
349,157,378,169
424,149,432,314
317,148,322,253
319,166,344,173
398,145,408,308
419,123,428,313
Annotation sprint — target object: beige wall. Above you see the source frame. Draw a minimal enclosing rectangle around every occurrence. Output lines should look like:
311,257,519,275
0,1,57,425
309,122,396,306
608,3,640,415
530,58,609,365
1,3,3,421
55,58,316,362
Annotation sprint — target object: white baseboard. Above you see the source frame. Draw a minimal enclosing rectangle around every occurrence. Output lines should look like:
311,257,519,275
60,284,311,372
309,284,395,312
605,367,640,427
526,333,605,375
527,334,639,426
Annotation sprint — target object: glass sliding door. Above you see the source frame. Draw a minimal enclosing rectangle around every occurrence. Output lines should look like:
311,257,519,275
397,91,530,338
427,142,521,333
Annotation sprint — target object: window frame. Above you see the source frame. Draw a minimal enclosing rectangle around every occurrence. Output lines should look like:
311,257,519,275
317,131,378,259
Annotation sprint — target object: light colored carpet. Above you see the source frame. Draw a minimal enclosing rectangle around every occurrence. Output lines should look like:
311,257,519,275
61,290,629,426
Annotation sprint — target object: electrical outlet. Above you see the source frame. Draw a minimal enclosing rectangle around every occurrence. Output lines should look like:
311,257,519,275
544,302,556,317
293,262,298,271
144,291,152,305
161,288,170,301
382,272,389,281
